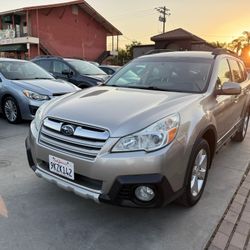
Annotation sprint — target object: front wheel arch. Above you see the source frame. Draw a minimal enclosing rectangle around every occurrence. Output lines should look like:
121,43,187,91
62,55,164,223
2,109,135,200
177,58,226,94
177,138,211,206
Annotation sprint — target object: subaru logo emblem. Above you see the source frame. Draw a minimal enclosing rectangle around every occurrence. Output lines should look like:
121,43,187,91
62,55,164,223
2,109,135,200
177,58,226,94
61,125,75,136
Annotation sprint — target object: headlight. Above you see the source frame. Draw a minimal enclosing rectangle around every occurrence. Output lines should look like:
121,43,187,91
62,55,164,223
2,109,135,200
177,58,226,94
23,90,50,101
112,113,180,152
33,103,47,130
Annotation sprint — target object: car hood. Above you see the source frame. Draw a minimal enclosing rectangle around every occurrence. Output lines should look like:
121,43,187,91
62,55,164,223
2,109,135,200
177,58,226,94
11,79,78,95
45,86,202,137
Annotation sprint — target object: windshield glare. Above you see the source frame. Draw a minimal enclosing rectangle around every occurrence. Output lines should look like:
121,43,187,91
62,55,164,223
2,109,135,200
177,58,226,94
106,58,212,93
0,61,54,80
66,60,106,75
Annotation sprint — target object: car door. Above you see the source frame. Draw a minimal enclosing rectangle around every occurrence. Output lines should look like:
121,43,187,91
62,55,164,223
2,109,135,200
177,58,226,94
237,60,250,116
228,59,249,124
212,57,237,140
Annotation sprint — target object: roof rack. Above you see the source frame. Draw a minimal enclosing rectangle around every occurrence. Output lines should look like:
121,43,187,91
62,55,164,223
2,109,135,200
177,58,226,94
212,48,238,57
145,49,174,55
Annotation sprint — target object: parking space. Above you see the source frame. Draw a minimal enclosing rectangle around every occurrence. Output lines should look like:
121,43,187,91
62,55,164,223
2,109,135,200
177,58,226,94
0,117,249,250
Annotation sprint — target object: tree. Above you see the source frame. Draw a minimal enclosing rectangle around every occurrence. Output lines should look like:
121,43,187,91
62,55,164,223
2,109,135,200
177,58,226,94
209,41,227,49
228,31,250,55
227,31,250,68
116,41,141,65
243,31,250,45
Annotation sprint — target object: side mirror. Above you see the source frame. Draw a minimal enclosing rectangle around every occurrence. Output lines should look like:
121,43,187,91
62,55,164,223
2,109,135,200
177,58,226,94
216,82,241,95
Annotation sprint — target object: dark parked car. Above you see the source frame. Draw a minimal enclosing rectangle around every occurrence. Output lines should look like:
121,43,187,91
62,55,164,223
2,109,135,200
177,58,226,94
99,65,121,75
32,56,109,88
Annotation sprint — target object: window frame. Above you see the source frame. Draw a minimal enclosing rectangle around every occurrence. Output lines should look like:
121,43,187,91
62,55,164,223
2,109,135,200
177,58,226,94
228,58,243,84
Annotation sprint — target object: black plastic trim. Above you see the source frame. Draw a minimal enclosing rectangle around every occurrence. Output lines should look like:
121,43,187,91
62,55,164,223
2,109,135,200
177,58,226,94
99,174,183,208
25,133,36,172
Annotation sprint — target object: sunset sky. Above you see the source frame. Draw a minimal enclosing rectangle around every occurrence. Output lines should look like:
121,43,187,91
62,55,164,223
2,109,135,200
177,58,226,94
1,0,250,48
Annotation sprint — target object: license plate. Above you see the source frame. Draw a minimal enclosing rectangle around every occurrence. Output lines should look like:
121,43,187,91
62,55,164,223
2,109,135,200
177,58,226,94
49,155,74,180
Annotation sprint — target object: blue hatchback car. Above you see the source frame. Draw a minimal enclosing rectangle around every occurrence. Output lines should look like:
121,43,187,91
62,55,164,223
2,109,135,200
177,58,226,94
0,58,79,123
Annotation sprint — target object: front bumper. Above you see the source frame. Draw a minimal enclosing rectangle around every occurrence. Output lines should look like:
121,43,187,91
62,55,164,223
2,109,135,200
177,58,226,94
20,98,47,120
25,123,188,207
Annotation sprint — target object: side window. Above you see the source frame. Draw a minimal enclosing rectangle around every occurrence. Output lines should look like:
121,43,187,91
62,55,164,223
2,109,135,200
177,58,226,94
35,60,52,72
238,61,247,82
228,59,242,83
217,58,232,88
52,61,71,74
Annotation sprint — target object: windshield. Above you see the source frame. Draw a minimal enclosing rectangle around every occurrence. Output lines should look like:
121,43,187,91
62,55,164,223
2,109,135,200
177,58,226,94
0,61,54,80
106,57,213,93
66,60,107,75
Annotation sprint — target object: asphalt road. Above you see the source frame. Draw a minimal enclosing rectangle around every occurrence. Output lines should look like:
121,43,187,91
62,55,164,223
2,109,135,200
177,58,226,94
0,116,249,250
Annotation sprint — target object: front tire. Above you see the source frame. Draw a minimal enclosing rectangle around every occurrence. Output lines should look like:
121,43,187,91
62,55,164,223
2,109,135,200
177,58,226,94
231,111,249,142
3,96,21,124
177,139,210,207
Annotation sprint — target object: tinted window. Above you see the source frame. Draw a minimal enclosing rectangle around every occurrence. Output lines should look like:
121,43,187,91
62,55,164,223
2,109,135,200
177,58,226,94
52,61,71,74
0,61,54,80
229,59,242,83
66,60,107,75
100,67,114,75
35,60,52,72
217,58,231,87
238,61,247,82
106,58,212,93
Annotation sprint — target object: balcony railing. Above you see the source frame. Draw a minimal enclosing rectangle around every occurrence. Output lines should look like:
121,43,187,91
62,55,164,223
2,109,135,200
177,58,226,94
0,29,39,45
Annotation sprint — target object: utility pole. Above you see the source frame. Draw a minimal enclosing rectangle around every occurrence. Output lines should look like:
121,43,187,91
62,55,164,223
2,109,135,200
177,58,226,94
155,6,171,33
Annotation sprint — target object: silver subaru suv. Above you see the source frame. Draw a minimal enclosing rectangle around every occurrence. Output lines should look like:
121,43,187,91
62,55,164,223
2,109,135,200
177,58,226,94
26,50,250,207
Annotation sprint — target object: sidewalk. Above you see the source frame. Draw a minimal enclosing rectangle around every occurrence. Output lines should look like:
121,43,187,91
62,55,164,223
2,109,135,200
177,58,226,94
207,163,250,250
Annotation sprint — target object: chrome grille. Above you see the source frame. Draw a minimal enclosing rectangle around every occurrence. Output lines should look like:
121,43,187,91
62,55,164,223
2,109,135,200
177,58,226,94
39,118,109,161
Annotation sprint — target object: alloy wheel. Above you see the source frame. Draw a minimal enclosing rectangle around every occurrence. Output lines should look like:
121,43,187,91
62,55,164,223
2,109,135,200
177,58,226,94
4,99,18,123
190,149,208,197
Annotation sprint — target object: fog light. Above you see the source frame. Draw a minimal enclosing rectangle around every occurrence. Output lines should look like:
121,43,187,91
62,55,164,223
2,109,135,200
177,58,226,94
135,186,155,202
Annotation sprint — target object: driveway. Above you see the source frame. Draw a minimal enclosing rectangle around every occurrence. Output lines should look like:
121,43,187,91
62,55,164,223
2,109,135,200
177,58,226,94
0,116,249,250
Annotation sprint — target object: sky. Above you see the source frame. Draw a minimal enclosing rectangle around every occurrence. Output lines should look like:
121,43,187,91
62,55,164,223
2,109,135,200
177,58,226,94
1,0,250,48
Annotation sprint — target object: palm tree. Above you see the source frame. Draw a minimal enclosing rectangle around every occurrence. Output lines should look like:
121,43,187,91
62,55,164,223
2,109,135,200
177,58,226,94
210,41,227,48
243,31,250,45
228,31,250,55
228,36,246,54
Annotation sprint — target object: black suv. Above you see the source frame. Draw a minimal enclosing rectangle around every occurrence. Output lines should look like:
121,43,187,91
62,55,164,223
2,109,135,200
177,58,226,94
32,56,109,88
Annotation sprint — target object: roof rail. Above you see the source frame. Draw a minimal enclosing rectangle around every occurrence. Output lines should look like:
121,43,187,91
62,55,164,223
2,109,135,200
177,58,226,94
144,49,174,55
32,55,63,60
212,48,238,57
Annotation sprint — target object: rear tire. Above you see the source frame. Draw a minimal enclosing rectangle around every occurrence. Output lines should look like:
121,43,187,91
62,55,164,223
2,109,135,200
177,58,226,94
177,139,210,207
3,96,22,124
231,111,249,142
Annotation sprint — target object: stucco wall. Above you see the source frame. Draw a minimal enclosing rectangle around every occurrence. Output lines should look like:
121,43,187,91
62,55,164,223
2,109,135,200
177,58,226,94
29,5,107,60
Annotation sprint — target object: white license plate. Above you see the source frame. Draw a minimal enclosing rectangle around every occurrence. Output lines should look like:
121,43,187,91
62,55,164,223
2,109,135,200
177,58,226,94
49,155,74,180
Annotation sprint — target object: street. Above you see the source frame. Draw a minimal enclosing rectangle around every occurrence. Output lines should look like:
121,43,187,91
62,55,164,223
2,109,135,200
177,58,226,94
0,115,249,250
